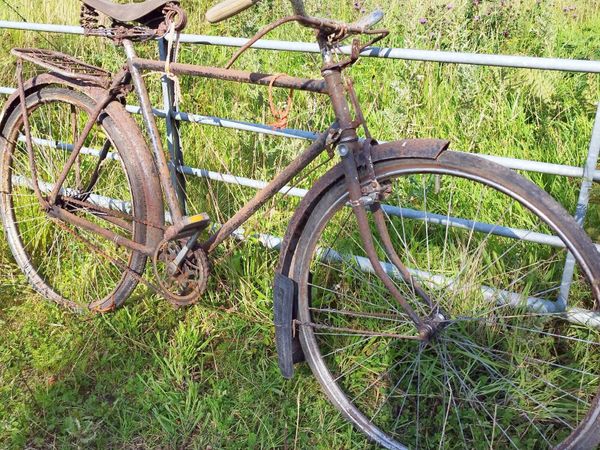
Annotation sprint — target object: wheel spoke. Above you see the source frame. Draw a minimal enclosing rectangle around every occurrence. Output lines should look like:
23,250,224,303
293,158,600,448
1,88,145,309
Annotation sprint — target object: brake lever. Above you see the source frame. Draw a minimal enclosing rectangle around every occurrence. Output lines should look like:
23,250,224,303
322,29,389,71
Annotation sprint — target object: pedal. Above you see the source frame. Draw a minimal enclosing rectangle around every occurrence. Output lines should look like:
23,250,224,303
164,213,210,241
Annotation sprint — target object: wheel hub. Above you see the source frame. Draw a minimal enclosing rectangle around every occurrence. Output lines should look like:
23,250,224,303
419,309,450,341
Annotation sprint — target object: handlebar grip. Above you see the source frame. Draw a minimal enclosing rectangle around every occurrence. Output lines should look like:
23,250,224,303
353,9,384,30
206,0,259,23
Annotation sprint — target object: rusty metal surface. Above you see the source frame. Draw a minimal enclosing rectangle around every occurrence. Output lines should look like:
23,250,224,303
15,60,48,211
124,41,184,226
47,69,130,205
132,58,328,94
203,127,333,253
11,48,111,87
275,140,450,279
0,71,166,244
375,138,450,159
223,10,388,70
6,1,439,330
82,0,175,24
47,204,152,255
152,238,209,306
80,1,187,42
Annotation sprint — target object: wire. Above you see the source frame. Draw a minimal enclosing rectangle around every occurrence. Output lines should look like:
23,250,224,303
0,0,59,50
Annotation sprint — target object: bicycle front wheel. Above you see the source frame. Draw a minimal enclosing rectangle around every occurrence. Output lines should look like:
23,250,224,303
288,151,600,449
0,86,158,311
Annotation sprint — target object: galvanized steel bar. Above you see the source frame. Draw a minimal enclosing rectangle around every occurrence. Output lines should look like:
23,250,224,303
15,133,600,253
125,104,319,140
2,87,599,180
0,21,85,34
315,244,600,328
2,19,600,328
13,173,600,328
178,165,310,198
558,103,600,309
380,204,600,252
4,20,600,73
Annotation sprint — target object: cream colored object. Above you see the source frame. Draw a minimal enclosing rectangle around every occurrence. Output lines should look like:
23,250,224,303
205,0,259,23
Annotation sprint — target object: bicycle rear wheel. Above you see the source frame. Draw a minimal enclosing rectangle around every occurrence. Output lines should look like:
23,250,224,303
288,151,600,449
0,86,159,311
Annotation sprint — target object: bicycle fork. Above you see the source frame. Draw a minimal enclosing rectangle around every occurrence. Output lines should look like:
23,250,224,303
322,66,444,339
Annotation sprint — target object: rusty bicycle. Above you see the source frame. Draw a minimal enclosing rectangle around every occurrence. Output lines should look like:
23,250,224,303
1,0,599,448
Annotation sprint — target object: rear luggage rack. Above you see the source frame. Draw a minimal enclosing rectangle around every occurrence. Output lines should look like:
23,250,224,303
11,48,111,87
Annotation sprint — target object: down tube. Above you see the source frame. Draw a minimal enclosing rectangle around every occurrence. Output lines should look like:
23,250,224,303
203,128,333,253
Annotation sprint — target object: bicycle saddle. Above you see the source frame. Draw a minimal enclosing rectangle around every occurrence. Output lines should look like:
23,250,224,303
81,0,175,23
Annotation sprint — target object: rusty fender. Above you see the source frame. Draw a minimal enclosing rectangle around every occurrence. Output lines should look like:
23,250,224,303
0,72,165,247
277,138,449,276
272,137,448,378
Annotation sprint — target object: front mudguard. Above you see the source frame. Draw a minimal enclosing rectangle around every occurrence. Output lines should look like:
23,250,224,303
273,138,449,379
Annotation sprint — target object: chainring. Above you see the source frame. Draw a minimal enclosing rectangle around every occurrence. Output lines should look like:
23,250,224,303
152,238,209,306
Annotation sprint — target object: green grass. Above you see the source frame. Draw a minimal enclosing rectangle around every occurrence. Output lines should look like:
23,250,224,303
1,0,600,448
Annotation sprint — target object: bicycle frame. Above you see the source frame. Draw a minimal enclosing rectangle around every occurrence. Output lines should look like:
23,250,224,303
14,13,438,334
119,35,435,332
121,39,335,254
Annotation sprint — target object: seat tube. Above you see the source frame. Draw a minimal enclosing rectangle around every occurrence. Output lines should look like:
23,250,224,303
122,39,184,224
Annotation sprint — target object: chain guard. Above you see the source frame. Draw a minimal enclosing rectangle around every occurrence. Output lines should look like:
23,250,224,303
152,238,209,306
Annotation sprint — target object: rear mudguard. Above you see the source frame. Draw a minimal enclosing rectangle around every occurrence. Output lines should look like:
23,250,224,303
273,138,449,379
0,72,165,248
0,72,108,132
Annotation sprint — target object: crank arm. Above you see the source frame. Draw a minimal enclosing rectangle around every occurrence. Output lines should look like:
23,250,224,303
168,230,201,276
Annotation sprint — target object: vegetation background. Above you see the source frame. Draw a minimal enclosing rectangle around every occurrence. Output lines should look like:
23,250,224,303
1,0,600,448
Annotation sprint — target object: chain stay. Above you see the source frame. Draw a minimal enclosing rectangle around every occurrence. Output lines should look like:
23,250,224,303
62,195,165,231
52,217,163,312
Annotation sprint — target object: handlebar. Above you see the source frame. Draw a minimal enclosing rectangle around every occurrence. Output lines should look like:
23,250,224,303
352,10,384,30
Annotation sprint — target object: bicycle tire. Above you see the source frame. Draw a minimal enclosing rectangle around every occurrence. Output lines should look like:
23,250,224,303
0,86,160,311
287,150,600,449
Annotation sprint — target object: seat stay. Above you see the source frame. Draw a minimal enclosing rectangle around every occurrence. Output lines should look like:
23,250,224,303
82,0,174,23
